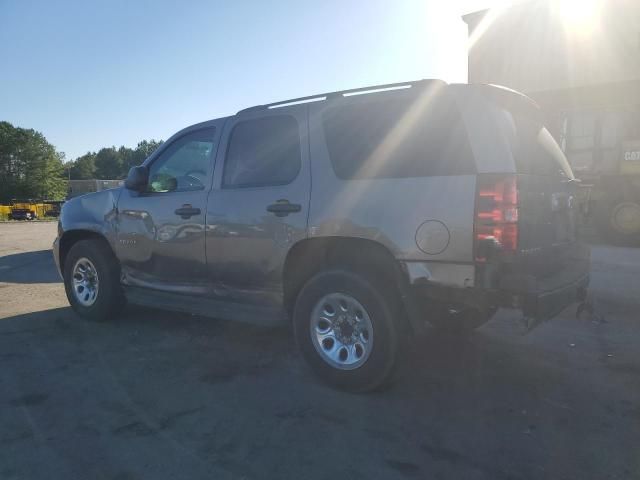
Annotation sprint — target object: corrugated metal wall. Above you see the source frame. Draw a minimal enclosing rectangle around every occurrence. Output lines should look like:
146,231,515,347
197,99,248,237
464,0,640,94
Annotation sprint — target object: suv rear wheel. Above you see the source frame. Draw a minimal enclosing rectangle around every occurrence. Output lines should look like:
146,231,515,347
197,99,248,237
63,239,125,321
293,270,399,392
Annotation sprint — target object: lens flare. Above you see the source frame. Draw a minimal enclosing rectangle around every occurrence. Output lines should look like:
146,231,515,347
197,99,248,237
556,0,601,34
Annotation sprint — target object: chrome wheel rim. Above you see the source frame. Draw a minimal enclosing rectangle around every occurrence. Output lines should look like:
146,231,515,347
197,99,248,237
310,293,374,370
72,257,99,307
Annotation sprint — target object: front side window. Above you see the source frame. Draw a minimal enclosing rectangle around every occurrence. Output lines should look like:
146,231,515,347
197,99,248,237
222,115,301,188
147,128,216,193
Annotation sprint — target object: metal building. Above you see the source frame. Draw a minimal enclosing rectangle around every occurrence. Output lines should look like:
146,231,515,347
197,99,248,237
68,179,124,199
463,0,640,243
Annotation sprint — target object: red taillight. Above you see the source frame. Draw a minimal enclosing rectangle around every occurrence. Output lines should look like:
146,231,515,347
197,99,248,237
475,175,519,261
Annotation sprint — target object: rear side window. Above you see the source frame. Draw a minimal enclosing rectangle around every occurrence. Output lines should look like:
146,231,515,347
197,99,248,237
322,91,475,179
223,115,301,188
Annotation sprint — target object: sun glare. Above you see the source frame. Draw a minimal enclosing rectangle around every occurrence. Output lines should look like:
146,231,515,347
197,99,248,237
556,0,601,34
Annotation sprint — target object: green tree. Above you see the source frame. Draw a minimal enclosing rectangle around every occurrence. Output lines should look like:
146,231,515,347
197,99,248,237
0,121,67,202
118,146,137,177
116,140,163,177
94,147,123,179
69,152,96,179
121,139,163,176
1,121,164,200
136,139,163,160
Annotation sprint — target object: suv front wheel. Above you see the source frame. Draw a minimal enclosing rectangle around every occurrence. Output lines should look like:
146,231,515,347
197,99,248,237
293,270,399,392
63,239,125,321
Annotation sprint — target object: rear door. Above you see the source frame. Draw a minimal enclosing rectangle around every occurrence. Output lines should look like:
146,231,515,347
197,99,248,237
205,106,310,306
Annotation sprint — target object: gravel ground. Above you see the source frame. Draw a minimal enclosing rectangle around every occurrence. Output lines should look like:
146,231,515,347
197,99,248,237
0,222,638,480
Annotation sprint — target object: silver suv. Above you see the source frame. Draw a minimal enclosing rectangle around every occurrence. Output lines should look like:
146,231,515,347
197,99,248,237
53,79,590,391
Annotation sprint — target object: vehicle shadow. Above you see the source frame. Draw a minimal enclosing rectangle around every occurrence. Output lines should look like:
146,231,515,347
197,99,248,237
0,249,61,284
1,302,556,398
1,305,627,480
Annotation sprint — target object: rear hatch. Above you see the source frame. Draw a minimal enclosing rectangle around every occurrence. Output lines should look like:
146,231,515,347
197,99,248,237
473,86,589,317
499,91,577,273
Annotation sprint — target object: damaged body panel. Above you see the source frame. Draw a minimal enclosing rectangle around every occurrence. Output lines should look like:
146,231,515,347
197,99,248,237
53,188,121,275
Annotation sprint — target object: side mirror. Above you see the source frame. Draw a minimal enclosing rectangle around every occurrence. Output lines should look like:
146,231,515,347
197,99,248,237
124,166,149,191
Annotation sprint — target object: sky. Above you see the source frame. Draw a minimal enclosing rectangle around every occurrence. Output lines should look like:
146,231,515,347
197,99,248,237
0,0,504,161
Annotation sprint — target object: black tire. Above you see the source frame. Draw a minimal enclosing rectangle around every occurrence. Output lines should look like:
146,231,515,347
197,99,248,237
427,307,496,334
293,270,399,392
594,197,640,246
63,239,125,321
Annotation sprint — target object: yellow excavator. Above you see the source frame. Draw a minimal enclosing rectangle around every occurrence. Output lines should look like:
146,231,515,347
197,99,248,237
3,200,64,220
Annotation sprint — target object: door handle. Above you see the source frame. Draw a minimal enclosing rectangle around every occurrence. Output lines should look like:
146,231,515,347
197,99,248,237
174,204,201,219
266,199,302,217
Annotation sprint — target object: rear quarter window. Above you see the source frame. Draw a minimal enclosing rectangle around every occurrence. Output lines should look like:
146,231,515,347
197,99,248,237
322,90,476,179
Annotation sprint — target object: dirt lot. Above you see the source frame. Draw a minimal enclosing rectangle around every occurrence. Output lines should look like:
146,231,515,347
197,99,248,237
1,222,638,480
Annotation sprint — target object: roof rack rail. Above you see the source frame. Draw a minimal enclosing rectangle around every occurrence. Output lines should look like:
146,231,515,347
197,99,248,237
236,78,444,115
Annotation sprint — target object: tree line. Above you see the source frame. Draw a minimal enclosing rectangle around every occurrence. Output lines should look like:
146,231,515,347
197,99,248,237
0,121,162,202
69,139,163,181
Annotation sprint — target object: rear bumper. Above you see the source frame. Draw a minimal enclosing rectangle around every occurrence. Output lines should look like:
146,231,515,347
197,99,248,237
496,242,591,320
399,244,590,332
521,272,589,322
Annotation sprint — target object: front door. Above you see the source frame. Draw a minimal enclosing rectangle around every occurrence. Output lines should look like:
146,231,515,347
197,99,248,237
116,124,222,293
206,106,310,306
